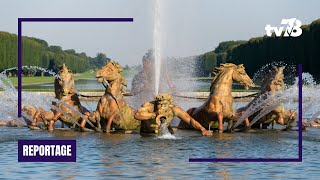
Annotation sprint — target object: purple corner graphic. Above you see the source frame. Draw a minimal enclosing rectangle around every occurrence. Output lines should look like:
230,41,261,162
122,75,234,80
17,18,302,163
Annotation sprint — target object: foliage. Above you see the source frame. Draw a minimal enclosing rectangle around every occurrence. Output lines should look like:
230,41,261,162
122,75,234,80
186,18,320,78
228,19,320,77
0,31,111,75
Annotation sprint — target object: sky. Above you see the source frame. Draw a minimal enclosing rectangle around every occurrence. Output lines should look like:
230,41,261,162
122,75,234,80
0,0,319,66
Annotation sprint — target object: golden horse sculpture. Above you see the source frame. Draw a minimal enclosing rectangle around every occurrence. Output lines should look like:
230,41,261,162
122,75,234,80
235,66,297,130
22,64,91,130
80,61,140,132
178,63,255,133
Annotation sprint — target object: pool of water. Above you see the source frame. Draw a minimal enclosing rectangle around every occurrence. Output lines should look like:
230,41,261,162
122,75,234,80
0,97,315,179
21,77,255,92
0,126,310,179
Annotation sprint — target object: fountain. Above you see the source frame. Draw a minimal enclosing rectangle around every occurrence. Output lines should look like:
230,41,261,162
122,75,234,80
79,61,140,132
154,0,162,95
0,65,100,131
158,123,179,139
0,3,314,136
0,67,58,126
0,55,318,137
233,65,298,130
134,93,212,136
297,72,320,127
177,63,255,133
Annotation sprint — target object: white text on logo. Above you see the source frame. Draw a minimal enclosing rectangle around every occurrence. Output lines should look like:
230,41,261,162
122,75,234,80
265,18,302,37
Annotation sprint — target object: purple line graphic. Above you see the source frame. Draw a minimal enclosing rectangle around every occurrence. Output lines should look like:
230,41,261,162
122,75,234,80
17,18,133,118
17,18,302,163
189,64,303,162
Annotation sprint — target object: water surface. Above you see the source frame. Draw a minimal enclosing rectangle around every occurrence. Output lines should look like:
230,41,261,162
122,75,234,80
0,98,315,179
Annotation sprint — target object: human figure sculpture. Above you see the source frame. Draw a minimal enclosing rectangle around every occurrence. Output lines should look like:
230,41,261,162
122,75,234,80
80,61,140,132
131,50,176,102
178,63,255,133
134,93,212,136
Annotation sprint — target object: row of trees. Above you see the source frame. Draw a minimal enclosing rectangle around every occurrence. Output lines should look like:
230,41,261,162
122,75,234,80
171,18,320,79
229,19,320,77
158,16,317,79
0,31,110,75
2,18,319,79
166,41,247,77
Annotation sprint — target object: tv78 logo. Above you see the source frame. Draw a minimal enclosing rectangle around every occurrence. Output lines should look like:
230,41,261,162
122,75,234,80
265,18,302,37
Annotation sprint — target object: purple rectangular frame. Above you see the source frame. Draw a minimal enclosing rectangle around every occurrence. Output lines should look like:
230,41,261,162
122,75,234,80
17,18,302,163
189,64,303,162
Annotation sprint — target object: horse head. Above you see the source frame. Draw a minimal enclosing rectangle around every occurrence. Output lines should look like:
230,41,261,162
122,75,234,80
96,61,127,87
268,66,285,92
210,63,254,91
212,63,254,90
231,64,255,90
55,64,74,96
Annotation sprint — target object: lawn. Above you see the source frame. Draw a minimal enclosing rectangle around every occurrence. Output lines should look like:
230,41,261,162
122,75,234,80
9,71,97,86
7,69,138,87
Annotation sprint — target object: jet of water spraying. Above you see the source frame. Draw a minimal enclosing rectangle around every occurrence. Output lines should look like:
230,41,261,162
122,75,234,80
154,0,162,95
157,124,179,139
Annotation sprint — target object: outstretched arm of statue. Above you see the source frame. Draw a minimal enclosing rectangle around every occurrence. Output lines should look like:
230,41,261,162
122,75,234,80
134,108,157,121
134,103,156,120
173,106,212,136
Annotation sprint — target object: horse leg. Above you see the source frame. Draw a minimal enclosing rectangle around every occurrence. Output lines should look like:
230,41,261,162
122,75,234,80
48,111,62,131
29,111,41,127
244,117,251,130
277,112,284,125
48,120,55,131
106,113,116,133
92,112,102,132
105,99,119,133
217,112,224,133
80,119,86,129
95,114,101,130
80,111,91,128
226,118,233,133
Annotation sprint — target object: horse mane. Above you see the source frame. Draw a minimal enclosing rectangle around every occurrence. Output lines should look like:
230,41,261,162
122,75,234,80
260,66,285,93
54,64,74,98
105,60,127,87
108,60,123,73
210,63,238,91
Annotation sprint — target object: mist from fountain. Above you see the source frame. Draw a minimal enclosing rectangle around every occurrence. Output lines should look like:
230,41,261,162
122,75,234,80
233,67,320,129
50,106,81,127
233,86,298,128
0,66,90,127
50,98,95,128
157,123,180,139
298,73,320,122
233,63,299,128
